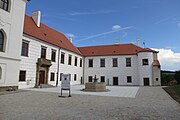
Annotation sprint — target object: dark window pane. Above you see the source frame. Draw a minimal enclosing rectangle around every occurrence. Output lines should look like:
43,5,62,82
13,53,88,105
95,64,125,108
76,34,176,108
21,41,29,56
68,55,72,65
88,76,93,82
142,59,149,65
61,53,65,64
51,50,56,62
127,76,132,83
80,58,82,67
19,71,26,82
74,57,77,66
101,76,105,82
74,74,77,81
126,58,131,67
41,47,46,59
100,59,105,67
89,59,93,67
0,0,9,11
50,72,55,81
113,58,118,67
0,31,4,52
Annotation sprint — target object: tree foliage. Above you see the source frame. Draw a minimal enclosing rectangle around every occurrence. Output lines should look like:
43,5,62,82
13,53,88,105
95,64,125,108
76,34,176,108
175,71,180,84
161,73,175,85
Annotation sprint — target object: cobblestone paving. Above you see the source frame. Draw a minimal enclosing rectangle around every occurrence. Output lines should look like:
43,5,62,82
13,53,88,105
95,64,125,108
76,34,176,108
0,87,180,120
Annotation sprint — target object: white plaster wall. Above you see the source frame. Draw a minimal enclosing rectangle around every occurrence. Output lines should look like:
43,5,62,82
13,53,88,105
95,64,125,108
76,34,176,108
19,35,59,88
59,49,83,85
0,0,27,87
19,35,83,88
84,55,139,86
137,52,154,86
153,66,161,86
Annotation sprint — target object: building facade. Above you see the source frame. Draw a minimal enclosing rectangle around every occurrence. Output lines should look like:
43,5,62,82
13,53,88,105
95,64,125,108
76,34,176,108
0,1,161,91
0,0,28,91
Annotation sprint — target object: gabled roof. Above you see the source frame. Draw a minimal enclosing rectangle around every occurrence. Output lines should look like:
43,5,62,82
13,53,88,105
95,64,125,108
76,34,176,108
78,44,158,56
23,15,81,55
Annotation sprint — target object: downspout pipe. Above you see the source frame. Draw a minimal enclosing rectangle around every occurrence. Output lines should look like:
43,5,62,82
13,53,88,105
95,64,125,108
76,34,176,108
56,47,61,86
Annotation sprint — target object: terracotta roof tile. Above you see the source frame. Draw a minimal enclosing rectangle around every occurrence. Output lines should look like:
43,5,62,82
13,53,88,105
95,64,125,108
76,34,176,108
78,44,145,56
23,15,158,57
23,15,81,55
137,48,158,53
153,60,161,66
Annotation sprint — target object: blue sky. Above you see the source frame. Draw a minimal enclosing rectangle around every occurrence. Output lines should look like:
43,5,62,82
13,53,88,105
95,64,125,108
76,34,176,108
26,0,180,71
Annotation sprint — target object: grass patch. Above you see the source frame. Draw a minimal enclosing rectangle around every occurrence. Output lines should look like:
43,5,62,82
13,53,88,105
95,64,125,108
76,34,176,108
163,85,180,104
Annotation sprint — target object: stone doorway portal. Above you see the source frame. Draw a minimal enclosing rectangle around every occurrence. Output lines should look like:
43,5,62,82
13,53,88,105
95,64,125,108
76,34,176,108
35,58,52,87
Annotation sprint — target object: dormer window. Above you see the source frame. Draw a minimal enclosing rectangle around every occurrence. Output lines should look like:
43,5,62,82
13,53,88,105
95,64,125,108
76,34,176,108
0,0,9,11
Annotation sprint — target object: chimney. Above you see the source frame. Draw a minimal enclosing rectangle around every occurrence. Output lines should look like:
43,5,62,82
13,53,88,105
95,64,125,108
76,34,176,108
32,11,41,27
137,39,141,47
69,38,73,43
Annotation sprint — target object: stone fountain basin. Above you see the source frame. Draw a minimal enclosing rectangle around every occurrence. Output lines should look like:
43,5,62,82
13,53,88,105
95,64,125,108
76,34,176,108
84,82,108,92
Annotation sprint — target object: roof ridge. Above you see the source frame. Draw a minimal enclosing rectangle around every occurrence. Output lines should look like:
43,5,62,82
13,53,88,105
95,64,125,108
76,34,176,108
78,43,136,48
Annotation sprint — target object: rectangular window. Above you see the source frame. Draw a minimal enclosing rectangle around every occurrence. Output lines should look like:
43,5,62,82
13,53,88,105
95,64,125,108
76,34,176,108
126,58,131,67
60,73,63,81
100,59,105,67
51,50,56,62
101,76,105,82
41,47,46,59
21,41,29,57
50,72,55,81
61,52,65,64
74,74,77,81
88,59,93,67
68,55,72,65
74,57,78,66
19,70,26,82
142,59,149,65
127,76,132,83
80,58,82,67
113,58,118,67
88,76,93,82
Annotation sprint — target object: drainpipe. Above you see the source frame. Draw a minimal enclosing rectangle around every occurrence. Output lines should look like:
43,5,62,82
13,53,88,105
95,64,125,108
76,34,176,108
82,57,85,84
56,47,61,86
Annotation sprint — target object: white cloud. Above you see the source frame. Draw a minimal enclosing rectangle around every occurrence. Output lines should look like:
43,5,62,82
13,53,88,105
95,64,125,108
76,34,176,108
66,33,75,38
112,25,121,31
178,22,180,27
152,48,180,71
75,26,133,42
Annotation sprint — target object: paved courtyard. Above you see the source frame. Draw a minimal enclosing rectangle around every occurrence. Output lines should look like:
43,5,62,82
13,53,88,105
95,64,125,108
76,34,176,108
0,87,180,120
24,85,139,98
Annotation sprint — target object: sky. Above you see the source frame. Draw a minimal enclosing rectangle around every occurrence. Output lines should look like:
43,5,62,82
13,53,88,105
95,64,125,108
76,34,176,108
25,0,180,71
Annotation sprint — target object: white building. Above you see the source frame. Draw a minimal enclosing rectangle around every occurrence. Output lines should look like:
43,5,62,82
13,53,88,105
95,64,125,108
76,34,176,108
0,0,28,91
0,1,161,91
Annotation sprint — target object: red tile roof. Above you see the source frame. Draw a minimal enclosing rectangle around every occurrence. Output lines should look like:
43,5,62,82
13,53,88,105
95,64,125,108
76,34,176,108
23,15,81,55
153,60,161,66
137,48,158,53
23,15,158,57
78,44,158,56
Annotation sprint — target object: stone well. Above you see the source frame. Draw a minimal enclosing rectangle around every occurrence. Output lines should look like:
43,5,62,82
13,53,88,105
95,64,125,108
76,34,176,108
85,82,107,92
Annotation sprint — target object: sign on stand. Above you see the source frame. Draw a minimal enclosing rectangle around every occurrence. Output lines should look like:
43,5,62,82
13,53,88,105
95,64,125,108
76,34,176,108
60,74,71,97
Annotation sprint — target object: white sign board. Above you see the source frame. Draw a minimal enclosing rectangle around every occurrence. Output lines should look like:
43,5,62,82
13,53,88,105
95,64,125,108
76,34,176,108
61,74,71,90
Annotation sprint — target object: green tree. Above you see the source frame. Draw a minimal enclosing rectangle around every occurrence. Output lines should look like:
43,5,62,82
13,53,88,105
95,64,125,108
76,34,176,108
175,71,180,84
